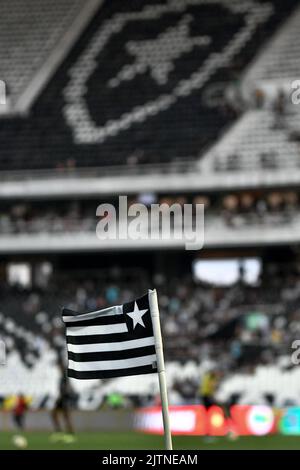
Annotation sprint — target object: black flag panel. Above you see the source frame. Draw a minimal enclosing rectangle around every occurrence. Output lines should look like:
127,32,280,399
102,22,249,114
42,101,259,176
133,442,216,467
62,293,157,379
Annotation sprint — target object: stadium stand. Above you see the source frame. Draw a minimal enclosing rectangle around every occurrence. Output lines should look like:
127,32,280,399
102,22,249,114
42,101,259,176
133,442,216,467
208,107,300,172
1,189,300,255
243,5,300,85
1,263,300,407
202,3,300,173
0,0,296,170
0,191,299,235
1,0,300,423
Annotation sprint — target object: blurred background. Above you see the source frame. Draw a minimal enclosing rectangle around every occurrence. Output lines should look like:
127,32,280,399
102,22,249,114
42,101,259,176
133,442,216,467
1,0,300,449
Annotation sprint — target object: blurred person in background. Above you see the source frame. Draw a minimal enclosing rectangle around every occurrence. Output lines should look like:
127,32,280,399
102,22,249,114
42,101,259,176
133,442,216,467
50,360,76,444
222,194,239,227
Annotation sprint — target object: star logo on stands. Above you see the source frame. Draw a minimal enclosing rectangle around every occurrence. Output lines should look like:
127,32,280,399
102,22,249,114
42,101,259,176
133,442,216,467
126,302,148,329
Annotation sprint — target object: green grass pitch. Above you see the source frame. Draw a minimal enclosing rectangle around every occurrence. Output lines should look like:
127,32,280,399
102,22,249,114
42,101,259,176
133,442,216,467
1,431,300,450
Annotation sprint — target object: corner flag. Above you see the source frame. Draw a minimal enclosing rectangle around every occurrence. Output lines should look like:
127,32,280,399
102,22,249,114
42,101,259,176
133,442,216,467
62,289,172,449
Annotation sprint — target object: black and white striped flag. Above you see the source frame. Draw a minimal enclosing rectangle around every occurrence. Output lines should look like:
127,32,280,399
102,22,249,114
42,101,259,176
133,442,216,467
62,292,158,380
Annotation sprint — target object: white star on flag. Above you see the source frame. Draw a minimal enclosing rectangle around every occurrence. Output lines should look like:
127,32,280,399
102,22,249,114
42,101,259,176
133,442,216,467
126,302,148,329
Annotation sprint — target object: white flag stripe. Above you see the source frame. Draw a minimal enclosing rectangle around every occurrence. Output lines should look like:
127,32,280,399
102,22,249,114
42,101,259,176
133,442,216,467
63,305,123,323
68,354,157,372
67,323,128,337
67,336,155,353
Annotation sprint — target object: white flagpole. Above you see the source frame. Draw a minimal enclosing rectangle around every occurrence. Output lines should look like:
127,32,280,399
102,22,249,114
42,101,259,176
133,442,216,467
148,289,173,450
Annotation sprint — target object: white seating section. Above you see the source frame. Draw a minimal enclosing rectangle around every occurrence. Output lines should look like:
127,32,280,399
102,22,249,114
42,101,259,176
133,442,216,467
63,0,274,153
244,5,300,84
217,359,300,406
0,0,293,170
205,107,300,172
